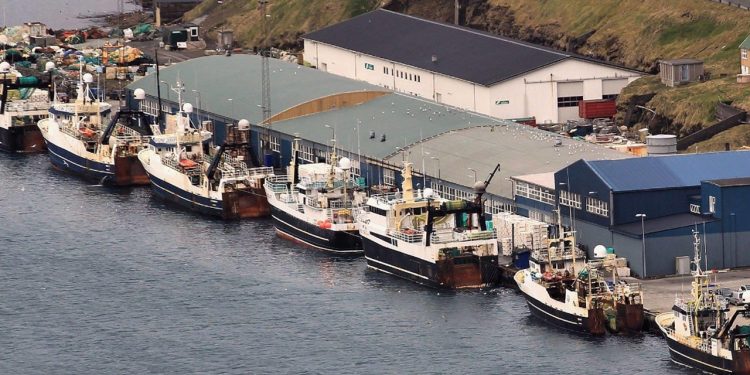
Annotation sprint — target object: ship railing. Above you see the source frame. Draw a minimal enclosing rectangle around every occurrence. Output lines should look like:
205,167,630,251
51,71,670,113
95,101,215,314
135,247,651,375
265,175,293,195
431,229,496,244
614,283,642,295
369,192,402,205
248,166,274,178
388,229,424,243
162,155,204,176
6,99,49,112
60,123,101,140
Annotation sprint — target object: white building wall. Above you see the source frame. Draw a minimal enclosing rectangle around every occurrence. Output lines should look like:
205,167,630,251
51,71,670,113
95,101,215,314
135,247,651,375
304,41,643,123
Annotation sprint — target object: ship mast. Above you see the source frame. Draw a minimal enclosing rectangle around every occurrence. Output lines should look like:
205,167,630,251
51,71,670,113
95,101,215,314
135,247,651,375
259,0,272,165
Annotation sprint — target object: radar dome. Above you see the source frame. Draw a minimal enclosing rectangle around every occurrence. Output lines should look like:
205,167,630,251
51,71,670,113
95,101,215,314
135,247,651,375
133,88,146,100
0,61,11,73
83,73,94,83
473,180,487,193
182,103,194,113
237,119,250,130
423,188,434,198
593,245,607,259
338,157,351,170
44,61,56,72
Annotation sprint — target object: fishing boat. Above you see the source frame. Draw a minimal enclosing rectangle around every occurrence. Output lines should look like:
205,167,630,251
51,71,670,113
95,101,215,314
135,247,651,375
138,99,272,219
37,67,154,185
264,137,366,255
0,62,54,153
357,162,500,288
514,222,643,335
656,231,750,374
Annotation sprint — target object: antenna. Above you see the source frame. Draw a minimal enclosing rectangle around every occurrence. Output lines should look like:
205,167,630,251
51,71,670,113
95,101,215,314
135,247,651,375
259,0,272,166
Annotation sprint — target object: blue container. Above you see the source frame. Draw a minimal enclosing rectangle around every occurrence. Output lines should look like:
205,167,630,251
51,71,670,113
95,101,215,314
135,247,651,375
514,251,531,269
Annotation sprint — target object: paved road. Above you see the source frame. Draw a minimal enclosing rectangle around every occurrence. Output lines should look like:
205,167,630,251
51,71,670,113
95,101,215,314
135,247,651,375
710,0,750,10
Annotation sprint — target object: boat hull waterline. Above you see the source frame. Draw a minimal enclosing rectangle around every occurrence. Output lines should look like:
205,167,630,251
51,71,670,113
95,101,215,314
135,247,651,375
270,205,362,255
362,236,499,289
0,125,46,153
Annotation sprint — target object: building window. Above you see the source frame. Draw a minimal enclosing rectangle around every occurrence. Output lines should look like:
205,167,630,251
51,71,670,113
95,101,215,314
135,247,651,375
383,169,395,186
270,135,280,152
316,148,328,163
299,145,314,163
409,73,412,80
514,181,555,205
383,67,388,74
559,190,581,209
602,94,618,100
557,96,583,108
743,49,748,59
416,75,420,83
709,196,716,213
586,197,609,217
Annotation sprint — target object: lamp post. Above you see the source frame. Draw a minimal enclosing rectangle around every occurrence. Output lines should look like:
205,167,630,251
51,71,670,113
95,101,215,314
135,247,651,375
191,89,201,124
468,167,477,182
431,156,440,190
159,80,170,100
636,213,647,278
227,98,234,122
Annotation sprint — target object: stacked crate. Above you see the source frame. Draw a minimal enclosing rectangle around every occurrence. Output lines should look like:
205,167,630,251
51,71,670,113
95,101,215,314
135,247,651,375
493,212,549,256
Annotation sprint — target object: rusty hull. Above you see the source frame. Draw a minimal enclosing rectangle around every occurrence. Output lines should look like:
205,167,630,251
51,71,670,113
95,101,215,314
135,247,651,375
587,308,607,335
616,303,644,334
436,255,499,289
222,187,270,219
114,155,150,186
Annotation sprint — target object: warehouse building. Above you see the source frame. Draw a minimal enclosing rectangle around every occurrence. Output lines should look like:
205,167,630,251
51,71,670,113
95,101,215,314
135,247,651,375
126,54,628,215
303,9,644,124
553,152,750,277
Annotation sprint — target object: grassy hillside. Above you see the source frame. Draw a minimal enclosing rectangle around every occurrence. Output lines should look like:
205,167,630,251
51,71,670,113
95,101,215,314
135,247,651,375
184,0,379,49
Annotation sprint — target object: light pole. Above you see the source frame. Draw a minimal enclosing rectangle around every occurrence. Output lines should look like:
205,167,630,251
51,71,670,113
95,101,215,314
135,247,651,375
159,80,170,100
636,213,647,278
227,98,234,122
468,167,477,182
431,156,440,190
191,89,201,124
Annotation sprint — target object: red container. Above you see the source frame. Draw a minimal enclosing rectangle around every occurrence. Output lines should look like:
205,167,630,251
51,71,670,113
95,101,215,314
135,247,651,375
578,99,616,119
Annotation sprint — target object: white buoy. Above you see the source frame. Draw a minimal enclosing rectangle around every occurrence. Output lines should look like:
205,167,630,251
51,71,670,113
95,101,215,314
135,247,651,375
83,73,94,83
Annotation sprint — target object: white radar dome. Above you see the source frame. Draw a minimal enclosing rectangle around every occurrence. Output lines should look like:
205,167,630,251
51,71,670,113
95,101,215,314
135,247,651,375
182,103,194,113
0,61,11,73
44,61,56,72
133,88,146,100
83,73,94,83
338,157,351,170
423,188,434,198
593,244,607,259
238,119,250,130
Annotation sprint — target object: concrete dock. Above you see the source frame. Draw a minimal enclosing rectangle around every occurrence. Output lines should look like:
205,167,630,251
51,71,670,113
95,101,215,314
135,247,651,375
636,268,750,313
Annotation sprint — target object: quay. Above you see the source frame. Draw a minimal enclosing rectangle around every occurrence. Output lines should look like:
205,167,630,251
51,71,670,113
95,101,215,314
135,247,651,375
499,263,750,332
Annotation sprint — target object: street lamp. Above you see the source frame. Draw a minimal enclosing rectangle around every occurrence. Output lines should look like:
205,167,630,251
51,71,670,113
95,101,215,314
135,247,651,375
227,98,234,121
431,156,440,188
191,89,201,124
636,213,647,278
468,167,477,182
159,80,170,100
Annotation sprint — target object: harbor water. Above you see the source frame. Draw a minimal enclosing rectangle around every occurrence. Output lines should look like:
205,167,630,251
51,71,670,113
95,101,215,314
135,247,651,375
1,154,694,374
0,0,140,29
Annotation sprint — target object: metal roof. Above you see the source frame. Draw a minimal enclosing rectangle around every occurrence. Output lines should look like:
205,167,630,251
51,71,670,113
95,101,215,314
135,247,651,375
706,177,750,187
303,9,577,86
740,34,750,50
586,151,750,192
388,124,631,198
613,213,716,236
271,93,502,159
659,59,703,65
511,172,556,190
127,54,377,124
128,54,502,158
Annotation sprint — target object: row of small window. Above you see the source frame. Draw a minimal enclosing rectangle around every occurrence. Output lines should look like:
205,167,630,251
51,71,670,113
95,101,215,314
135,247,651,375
557,96,584,108
383,67,421,82
743,49,748,59
140,99,171,117
514,181,555,205
431,182,473,201
559,190,609,217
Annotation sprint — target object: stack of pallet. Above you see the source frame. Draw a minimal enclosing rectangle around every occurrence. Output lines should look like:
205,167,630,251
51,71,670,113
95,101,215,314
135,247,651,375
493,212,549,256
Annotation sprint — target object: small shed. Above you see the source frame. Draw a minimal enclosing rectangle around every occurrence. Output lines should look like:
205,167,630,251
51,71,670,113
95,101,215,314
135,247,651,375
659,59,704,87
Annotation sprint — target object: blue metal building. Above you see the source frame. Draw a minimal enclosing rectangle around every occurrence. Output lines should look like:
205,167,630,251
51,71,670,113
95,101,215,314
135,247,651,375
553,151,750,277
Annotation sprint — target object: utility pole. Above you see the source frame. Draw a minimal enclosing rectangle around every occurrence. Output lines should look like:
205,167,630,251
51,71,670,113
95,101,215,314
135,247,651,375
259,0,272,166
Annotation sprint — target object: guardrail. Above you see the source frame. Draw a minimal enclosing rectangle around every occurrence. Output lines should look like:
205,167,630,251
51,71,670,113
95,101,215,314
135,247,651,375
388,229,424,243
431,229,496,244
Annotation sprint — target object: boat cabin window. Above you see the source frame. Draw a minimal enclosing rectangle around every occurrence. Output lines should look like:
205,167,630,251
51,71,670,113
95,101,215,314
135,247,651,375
185,145,193,152
369,205,387,216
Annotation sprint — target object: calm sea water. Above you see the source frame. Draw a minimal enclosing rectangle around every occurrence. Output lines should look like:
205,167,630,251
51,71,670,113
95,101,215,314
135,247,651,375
1,0,141,29
0,154,696,374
